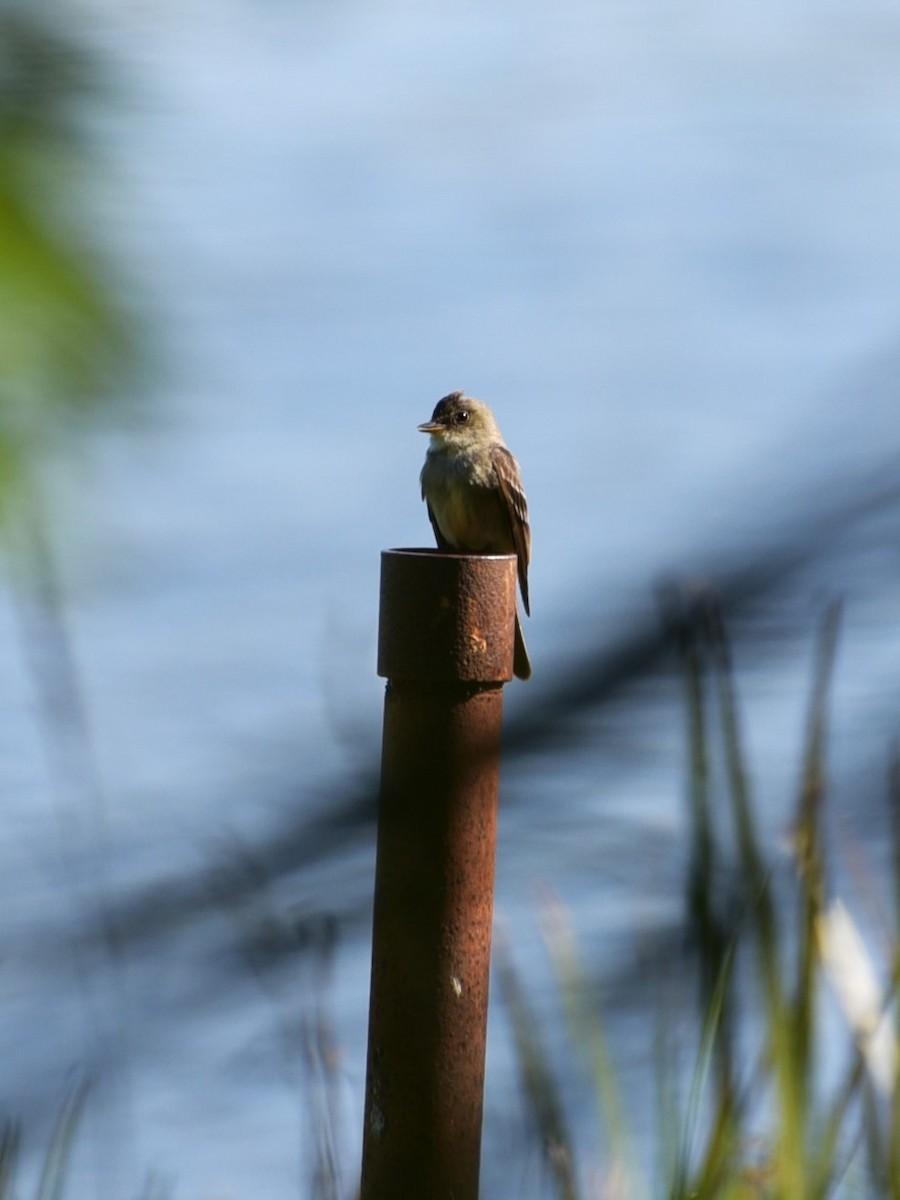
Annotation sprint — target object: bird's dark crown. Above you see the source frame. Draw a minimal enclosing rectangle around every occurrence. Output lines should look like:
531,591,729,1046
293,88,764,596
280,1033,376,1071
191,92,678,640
429,391,468,424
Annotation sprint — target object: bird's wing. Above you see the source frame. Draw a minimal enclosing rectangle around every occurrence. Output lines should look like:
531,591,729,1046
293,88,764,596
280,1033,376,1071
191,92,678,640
491,444,531,615
425,500,453,551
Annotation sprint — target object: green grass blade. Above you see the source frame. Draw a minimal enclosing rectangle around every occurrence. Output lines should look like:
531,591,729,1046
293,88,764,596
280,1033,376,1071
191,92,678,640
35,1079,90,1200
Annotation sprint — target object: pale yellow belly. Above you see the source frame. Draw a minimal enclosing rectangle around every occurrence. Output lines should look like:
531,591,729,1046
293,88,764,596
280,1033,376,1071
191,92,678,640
431,481,512,554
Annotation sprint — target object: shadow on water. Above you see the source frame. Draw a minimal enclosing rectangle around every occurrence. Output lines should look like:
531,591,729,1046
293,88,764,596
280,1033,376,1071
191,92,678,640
88,440,900,949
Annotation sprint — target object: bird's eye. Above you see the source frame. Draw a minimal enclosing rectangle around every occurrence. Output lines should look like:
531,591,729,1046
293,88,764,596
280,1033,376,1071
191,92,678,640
455,410,470,424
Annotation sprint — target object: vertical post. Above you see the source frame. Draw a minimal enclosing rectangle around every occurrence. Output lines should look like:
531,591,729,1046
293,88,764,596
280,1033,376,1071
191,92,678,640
360,548,517,1200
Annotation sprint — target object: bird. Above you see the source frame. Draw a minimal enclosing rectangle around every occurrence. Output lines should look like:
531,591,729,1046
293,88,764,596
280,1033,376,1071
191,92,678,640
418,391,531,680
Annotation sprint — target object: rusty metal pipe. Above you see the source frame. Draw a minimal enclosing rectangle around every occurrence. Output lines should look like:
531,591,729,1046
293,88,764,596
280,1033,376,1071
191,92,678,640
360,549,517,1200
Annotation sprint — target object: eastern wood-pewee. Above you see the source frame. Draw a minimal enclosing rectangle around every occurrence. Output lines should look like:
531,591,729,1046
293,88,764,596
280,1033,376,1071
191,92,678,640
418,391,532,680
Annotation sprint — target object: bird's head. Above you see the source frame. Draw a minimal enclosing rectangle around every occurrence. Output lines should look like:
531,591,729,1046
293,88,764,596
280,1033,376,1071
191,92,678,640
417,391,500,450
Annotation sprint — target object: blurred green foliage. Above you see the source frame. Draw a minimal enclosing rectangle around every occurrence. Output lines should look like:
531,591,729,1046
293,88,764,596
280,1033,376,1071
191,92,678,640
509,598,900,1200
0,3,138,523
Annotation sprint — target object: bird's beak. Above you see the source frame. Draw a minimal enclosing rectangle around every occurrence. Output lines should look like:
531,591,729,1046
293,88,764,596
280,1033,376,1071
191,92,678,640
417,421,444,434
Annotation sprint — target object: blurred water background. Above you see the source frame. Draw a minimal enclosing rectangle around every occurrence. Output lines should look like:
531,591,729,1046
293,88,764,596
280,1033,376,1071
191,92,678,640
4,0,900,1195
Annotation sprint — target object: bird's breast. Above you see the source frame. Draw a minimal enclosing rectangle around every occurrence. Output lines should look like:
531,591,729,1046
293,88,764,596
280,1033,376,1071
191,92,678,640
422,451,512,553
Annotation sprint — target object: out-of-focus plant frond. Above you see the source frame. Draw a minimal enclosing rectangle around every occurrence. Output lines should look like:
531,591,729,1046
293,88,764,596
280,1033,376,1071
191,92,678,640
0,3,140,528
